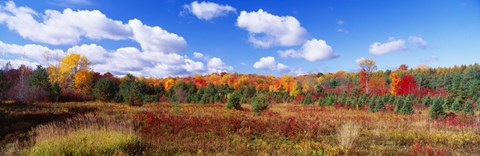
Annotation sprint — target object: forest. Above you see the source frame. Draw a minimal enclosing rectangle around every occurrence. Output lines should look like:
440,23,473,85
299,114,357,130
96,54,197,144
1,53,479,155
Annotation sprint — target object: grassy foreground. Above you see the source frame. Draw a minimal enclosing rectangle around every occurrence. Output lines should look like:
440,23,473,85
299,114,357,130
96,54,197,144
1,102,479,155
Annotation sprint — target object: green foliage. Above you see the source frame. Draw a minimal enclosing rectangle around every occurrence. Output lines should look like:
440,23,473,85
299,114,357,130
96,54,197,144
93,78,116,102
400,100,414,115
451,96,462,112
28,65,50,89
251,93,269,114
142,94,159,103
119,75,144,106
368,99,377,112
24,130,142,155
429,97,447,119
374,98,385,112
314,82,324,94
226,92,242,110
50,83,62,102
462,99,474,115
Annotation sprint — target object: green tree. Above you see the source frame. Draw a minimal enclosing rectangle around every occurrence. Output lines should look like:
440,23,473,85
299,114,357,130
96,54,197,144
28,65,50,88
119,74,144,106
429,97,447,119
451,96,462,112
251,93,269,114
93,78,116,102
462,99,474,115
226,92,242,110
50,83,62,102
400,100,414,115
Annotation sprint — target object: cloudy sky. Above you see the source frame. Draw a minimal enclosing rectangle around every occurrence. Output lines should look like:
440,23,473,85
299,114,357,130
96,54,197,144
0,0,479,77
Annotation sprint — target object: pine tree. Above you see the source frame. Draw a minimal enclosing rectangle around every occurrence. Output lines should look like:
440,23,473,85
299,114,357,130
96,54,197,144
462,99,474,115
401,99,414,115
368,99,377,112
429,97,447,119
451,96,462,112
375,98,386,112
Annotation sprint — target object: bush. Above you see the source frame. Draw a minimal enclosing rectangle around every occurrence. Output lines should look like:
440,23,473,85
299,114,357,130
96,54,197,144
226,93,242,110
462,99,474,115
400,100,414,115
429,97,447,119
93,78,116,102
251,93,269,114
142,94,159,103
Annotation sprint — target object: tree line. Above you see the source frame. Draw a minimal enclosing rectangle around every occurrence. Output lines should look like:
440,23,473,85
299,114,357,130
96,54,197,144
0,53,478,118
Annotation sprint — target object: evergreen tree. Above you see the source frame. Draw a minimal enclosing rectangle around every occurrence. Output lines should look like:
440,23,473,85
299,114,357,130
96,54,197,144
400,99,414,115
375,98,386,112
226,92,242,110
368,99,377,112
451,96,462,112
429,97,447,119
462,99,474,115
93,78,115,102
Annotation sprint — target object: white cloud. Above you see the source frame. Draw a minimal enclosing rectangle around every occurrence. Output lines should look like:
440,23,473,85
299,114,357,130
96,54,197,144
369,37,407,55
0,1,132,45
193,52,204,59
409,35,428,48
278,39,338,62
0,41,65,64
278,49,302,58
207,57,233,73
253,56,294,73
183,1,236,20
128,19,187,53
67,44,108,64
0,41,232,77
253,56,277,70
0,1,187,54
236,9,308,48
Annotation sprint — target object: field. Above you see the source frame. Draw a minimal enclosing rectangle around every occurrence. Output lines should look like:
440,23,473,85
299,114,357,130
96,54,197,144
1,102,479,155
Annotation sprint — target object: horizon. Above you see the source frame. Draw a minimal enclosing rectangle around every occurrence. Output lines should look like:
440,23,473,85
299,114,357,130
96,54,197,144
1,0,479,78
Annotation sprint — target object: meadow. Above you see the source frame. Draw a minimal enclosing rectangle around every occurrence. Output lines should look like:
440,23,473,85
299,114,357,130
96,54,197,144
1,101,478,155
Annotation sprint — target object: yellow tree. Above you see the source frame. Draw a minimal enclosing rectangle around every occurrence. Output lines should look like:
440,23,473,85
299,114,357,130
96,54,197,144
390,72,400,95
74,69,93,95
58,53,89,89
164,78,175,91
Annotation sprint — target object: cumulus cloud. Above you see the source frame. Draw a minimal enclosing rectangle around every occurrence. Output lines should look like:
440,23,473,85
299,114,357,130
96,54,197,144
128,19,187,53
369,37,407,55
0,41,232,77
409,35,428,48
183,1,236,20
277,39,338,62
253,56,293,73
0,1,132,45
236,9,308,48
0,1,187,54
207,57,233,73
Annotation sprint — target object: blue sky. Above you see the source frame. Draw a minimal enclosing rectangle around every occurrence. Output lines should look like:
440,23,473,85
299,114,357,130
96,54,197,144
0,0,479,77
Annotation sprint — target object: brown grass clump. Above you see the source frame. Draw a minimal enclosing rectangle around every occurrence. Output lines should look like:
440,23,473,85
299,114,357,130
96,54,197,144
338,122,361,150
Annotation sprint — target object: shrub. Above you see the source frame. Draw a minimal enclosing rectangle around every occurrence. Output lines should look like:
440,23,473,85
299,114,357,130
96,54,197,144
226,92,242,110
401,100,414,115
462,99,474,115
451,96,462,112
429,97,447,119
251,93,269,114
338,122,361,150
142,94,159,103
93,78,116,102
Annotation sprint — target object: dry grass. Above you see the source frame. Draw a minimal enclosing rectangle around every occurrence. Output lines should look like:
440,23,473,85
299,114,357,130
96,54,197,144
338,122,361,150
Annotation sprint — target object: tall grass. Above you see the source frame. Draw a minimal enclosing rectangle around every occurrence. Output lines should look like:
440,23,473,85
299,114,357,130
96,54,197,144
338,122,361,150
22,114,143,155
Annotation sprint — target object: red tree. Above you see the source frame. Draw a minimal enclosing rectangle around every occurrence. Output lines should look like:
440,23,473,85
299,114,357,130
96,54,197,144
397,75,417,95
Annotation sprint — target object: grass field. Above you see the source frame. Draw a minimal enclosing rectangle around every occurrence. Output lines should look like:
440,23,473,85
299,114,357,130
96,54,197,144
1,102,479,155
